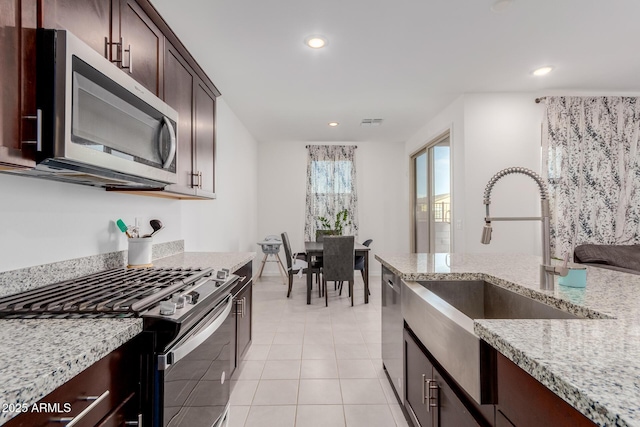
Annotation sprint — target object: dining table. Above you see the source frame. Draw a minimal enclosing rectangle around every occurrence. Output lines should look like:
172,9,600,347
304,241,371,305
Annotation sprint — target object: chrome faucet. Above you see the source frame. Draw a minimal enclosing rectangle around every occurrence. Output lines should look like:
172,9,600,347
481,167,567,291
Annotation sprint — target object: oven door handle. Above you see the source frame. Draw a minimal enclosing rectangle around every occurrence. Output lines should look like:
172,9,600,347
158,294,233,370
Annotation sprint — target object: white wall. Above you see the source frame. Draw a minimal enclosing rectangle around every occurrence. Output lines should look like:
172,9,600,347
462,93,545,255
404,93,546,256
0,98,259,273
181,98,259,254
257,139,405,276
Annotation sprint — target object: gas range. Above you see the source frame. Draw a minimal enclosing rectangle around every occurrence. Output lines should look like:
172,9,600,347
0,265,240,427
0,266,237,321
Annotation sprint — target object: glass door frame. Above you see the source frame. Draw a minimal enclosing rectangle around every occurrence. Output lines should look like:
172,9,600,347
410,130,452,253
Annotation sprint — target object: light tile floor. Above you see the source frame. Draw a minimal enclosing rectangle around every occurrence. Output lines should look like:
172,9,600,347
228,274,410,427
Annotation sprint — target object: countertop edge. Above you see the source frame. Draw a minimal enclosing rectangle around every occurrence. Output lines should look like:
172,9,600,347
0,320,143,426
474,322,629,427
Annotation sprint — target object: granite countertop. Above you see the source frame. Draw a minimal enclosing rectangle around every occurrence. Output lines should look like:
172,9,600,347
153,251,255,273
0,249,255,426
0,319,142,425
376,252,640,427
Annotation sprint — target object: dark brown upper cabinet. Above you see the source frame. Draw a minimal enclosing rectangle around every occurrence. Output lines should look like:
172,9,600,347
0,0,38,168
41,0,111,57
1,0,219,197
116,0,163,96
162,41,216,199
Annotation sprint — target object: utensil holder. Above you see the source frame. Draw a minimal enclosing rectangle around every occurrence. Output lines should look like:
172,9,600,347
128,237,153,267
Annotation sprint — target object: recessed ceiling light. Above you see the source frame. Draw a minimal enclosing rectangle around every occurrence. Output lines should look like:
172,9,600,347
532,66,554,76
305,36,328,49
491,0,513,12
328,122,339,127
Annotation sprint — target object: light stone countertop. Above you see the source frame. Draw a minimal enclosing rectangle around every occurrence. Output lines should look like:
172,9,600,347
375,252,640,427
0,250,255,426
152,251,255,273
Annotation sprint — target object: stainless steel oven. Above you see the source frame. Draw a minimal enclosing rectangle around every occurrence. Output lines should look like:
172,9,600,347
154,292,233,427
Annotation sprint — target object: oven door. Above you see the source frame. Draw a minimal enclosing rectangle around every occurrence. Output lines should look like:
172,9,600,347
156,294,233,427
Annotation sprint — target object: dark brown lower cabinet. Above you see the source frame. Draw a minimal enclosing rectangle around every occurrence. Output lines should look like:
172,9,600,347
404,328,486,427
231,261,253,376
5,335,142,427
495,352,596,427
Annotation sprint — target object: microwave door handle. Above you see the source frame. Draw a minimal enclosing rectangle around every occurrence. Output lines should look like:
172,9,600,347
157,294,233,370
161,116,176,169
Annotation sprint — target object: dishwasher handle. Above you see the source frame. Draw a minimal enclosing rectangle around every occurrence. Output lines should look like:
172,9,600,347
158,294,233,370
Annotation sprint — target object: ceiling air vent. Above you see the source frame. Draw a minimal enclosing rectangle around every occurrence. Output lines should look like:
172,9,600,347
360,119,384,127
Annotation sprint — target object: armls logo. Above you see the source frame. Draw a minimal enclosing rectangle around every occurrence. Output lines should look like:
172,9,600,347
30,402,72,413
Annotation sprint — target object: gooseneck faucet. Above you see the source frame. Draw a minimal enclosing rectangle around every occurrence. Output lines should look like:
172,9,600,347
481,167,567,291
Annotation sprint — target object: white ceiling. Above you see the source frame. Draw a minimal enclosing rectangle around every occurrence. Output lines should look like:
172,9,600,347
150,0,640,144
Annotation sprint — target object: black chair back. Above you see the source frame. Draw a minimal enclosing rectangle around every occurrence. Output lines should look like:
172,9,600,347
281,232,293,270
323,236,355,282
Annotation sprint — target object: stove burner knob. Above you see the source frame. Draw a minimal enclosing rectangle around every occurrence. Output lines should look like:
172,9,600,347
171,294,186,309
184,294,193,304
159,301,177,316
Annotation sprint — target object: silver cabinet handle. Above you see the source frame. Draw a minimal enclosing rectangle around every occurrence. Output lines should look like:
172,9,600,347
124,44,133,73
161,116,176,169
21,110,42,150
426,379,439,412
386,279,395,289
191,171,202,188
36,109,42,152
421,374,427,404
158,294,233,370
50,390,110,426
241,297,246,318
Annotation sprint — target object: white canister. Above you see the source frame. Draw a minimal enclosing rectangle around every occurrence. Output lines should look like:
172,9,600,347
128,237,153,267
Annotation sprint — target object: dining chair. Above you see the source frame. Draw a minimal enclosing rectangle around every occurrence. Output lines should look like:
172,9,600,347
354,238,373,281
281,232,309,298
321,235,355,306
338,238,373,297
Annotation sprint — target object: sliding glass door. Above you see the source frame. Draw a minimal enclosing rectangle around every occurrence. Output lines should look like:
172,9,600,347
411,134,451,253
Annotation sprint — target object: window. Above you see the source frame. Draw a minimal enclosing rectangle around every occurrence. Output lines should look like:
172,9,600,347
305,145,358,241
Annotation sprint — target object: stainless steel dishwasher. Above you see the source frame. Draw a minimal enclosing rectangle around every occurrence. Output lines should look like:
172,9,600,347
381,265,404,403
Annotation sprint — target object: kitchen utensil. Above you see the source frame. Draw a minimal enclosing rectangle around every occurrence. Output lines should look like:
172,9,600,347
116,219,132,238
142,219,164,238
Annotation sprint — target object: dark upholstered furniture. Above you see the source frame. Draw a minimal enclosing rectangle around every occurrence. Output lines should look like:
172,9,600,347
282,232,314,298
321,236,355,306
574,244,640,275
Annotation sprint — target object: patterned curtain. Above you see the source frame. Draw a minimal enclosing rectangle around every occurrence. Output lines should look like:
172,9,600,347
304,145,359,241
543,96,640,258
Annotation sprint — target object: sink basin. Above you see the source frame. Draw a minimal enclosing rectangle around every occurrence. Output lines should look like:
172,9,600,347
419,280,579,320
402,280,582,405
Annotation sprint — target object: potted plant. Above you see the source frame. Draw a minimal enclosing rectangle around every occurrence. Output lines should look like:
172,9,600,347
317,209,351,235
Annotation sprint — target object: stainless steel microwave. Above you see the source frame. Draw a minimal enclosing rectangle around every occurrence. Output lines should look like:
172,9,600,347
30,29,178,188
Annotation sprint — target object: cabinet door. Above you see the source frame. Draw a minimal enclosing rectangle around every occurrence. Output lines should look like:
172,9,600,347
163,43,194,189
41,0,111,57
433,367,482,427
496,352,596,427
0,0,36,168
236,279,253,359
404,330,434,427
117,0,163,96
194,80,216,195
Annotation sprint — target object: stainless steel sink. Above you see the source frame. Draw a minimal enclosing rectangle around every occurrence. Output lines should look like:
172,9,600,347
419,280,578,320
402,280,583,405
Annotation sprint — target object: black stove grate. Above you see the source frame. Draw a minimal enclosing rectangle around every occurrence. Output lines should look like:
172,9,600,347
0,267,213,317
